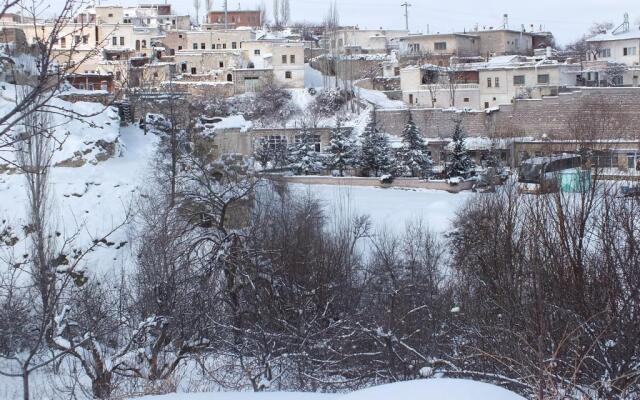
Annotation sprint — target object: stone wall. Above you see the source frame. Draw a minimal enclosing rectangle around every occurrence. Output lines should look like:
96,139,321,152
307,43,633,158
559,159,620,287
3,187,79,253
376,87,640,139
282,176,474,193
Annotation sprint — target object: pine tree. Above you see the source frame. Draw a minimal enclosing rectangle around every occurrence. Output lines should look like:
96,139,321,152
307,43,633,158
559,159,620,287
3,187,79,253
328,119,357,176
446,119,474,178
358,111,393,177
397,114,432,178
287,126,323,175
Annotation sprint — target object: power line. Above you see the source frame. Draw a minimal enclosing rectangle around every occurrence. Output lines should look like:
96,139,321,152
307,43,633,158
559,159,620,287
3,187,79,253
401,2,411,31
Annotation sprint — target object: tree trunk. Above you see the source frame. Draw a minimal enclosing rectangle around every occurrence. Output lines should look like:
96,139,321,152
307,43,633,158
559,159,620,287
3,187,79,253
22,369,29,400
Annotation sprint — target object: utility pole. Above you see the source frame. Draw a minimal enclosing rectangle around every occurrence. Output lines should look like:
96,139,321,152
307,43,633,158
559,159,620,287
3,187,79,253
401,2,411,31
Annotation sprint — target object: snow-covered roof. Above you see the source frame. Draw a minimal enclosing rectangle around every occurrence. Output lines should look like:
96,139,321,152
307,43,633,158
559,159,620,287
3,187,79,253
204,115,253,133
588,27,640,42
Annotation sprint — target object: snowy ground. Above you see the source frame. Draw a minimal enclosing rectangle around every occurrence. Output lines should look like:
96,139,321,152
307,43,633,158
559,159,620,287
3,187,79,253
0,125,159,277
290,183,473,234
135,379,525,400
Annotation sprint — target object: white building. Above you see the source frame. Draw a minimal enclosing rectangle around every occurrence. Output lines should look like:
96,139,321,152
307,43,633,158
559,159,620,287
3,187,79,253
586,16,640,67
400,66,481,109
478,57,580,109
326,28,408,54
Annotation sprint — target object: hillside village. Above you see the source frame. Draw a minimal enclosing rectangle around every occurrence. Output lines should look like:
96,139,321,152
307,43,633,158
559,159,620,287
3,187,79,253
1,1,640,399
2,3,640,177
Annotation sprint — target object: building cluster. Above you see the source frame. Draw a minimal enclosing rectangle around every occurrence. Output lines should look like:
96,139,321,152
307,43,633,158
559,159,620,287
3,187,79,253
0,3,305,94
2,4,640,176
323,15,640,111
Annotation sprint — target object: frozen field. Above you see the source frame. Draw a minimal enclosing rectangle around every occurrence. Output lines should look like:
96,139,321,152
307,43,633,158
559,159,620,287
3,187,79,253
136,379,525,400
290,183,474,234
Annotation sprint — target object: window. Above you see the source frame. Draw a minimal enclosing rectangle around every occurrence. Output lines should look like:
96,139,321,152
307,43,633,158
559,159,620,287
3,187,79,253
484,101,490,109
61,37,67,48
434,42,447,51
83,35,89,44
142,40,147,48
285,71,292,79
495,77,500,88
624,47,637,56
178,45,183,50
232,42,237,49
537,74,550,84
219,61,224,68
108,13,113,17
120,37,124,46
74,35,81,44
409,43,420,53
282,55,288,64
627,153,637,170
409,94,414,104
191,67,197,74
463,97,470,103
136,40,141,50
222,43,226,49
290,55,296,63
179,34,183,39
266,135,287,150
193,43,198,50
227,73,233,82
212,44,215,49
254,49,261,55
112,37,117,46
513,75,525,85
598,48,611,58
201,43,206,49
487,77,492,88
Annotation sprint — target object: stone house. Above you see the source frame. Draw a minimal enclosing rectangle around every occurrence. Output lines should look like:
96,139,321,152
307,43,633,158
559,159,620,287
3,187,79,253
400,65,481,109
207,10,262,29
326,28,408,55
478,59,580,109
398,33,480,59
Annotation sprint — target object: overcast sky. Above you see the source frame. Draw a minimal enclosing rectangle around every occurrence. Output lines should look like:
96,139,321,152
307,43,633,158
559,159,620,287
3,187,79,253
61,0,639,45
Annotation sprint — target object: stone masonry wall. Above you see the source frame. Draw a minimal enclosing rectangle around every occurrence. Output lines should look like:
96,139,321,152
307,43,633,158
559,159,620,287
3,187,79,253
377,88,640,139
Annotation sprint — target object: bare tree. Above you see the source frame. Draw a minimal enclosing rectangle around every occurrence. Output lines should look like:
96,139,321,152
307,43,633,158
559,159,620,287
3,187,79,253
272,0,280,28
0,0,112,161
193,0,201,25
279,0,290,27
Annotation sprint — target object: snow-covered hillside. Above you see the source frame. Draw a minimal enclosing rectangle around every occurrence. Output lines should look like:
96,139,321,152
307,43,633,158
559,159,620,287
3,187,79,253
134,379,525,400
0,87,159,276
0,85,121,168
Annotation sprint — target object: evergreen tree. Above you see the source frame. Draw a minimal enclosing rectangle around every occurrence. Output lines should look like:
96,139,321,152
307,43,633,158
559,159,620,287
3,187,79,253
397,114,432,178
358,111,393,177
254,138,271,169
328,119,357,176
287,125,323,175
446,119,474,178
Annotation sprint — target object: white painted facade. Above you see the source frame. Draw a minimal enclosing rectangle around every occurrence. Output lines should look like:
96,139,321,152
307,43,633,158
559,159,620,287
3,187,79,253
400,67,481,109
479,63,580,108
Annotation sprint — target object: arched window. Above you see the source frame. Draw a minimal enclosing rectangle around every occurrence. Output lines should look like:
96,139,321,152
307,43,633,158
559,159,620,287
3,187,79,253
227,73,233,82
